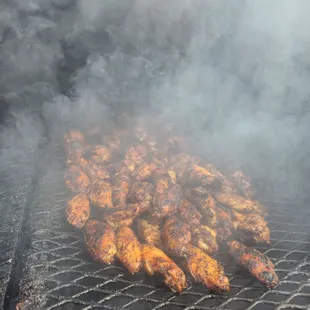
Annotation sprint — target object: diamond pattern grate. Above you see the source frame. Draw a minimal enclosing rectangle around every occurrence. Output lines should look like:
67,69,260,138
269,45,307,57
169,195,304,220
12,143,310,310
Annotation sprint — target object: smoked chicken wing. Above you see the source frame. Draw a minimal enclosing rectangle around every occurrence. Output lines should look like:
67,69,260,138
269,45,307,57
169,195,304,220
133,162,157,181
179,199,202,226
84,220,116,264
142,245,186,292
84,145,111,164
66,194,90,229
116,227,142,274
214,190,266,215
137,218,162,248
230,170,256,198
128,182,153,203
191,225,218,254
162,216,191,256
88,180,113,209
111,173,131,209
184,244,230,292
65,165,90,194
228,240,278,289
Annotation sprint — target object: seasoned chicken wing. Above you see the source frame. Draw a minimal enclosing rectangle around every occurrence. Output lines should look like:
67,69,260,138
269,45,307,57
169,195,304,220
142,245,186,292
183,244,230,292
65,165,90,194
214,190,266,215
153,184,182,218
66,194,90,229
232,212,270,245
84,145,111,164
88,180,113,209
230,170,256,198
104,201,150,223
105,217,134,229
162,216,191,256
76,156,109,182
128,182,153,203
125,144,149,165
179,199,202,226
64,130,85,164
133,162,157,181
228,241,278,289
137,218,162,248
116,227,142,274
214,207,234,242
184,188,218,228
191,225,218,254
111,173,131,209
186,165,220,187
84,220,116,264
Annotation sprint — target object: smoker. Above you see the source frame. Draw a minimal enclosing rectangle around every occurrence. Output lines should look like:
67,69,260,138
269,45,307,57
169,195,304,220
1,1,310,310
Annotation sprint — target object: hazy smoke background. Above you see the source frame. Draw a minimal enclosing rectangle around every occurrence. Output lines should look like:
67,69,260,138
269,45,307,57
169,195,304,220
1,0,310,201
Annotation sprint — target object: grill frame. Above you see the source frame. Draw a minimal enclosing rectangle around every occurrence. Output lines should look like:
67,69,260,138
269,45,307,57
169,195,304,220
7,140,309,310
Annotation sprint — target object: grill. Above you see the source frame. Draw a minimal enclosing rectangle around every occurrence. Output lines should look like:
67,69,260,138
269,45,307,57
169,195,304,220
1,140,309,310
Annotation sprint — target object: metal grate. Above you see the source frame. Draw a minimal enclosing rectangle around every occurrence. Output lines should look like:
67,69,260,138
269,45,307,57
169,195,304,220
14,142,310,310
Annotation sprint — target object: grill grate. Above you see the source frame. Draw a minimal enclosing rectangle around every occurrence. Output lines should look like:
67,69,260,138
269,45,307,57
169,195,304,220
14,143,310,310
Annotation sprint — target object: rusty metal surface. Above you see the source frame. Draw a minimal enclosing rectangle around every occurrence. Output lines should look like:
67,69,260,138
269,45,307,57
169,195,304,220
10,141,309,310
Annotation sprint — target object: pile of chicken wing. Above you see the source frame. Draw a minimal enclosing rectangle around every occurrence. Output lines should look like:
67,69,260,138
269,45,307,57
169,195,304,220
64,118,278,293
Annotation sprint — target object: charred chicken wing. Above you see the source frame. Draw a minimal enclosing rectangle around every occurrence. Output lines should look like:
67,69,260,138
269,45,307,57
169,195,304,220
137,218,162,248
128,182,153,203
84,220,116,264
214,190,266,215
142,245,186,292
162,216,191,256
88,180,113,209
228,240,278,289
191,225,218,254
179,199,202,226
184,244,230,292
111,173,131,209
116,227,142,274
133,162,157,181
230,170,256,198
66,194,90,229
84,145,111,164
65,165,90,194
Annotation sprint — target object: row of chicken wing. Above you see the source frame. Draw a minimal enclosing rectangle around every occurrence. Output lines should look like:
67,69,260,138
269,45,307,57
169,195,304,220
63,124,278,293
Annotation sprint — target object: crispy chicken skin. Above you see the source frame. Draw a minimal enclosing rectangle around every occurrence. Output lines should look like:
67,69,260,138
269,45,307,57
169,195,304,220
179,199,202,225
137,218,162,248
153,184,182,218
67,194,90,229
184,188,218,228
105,217,134,229
162,216,191,256
116,227,142,274
228,240,278,289
230,170,256,198
232,212,270,244
152,174,182,218
213,190,266,215
76,156,109,181
214,207,234,242
142,245,186,292
88,181,113,209
128,182,153,203
84,145,111,164
191,225,218,254
125,145,149,165
133,162,157,181
104,201,150,223
184,244,230,292
84,220,116,264
186,165,220,187
65,165,90,194
111,173,131,209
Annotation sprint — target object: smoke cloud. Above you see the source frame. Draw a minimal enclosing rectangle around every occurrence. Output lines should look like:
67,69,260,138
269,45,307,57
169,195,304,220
1,0,310,201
